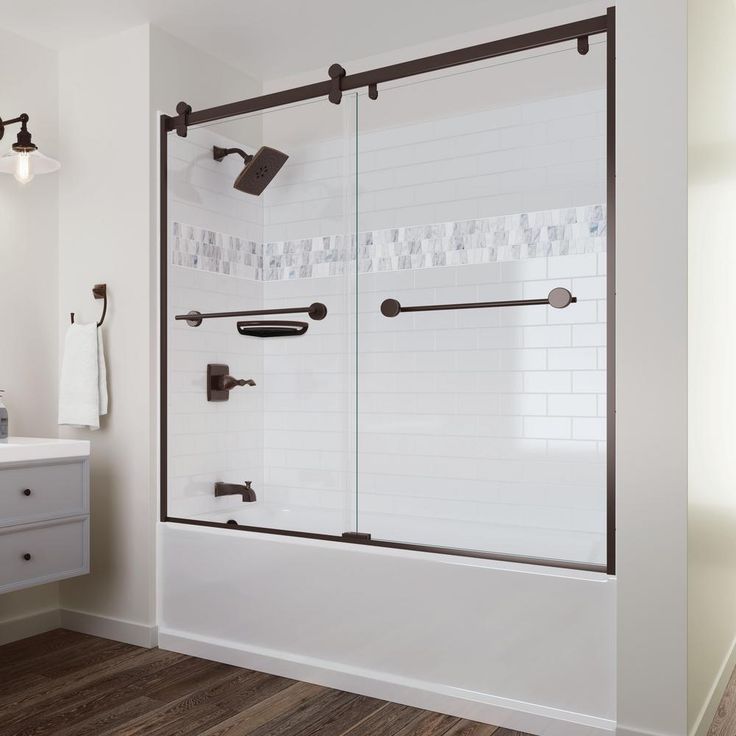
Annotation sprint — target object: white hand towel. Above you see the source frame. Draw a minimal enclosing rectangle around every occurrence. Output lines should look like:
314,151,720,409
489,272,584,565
58,323,108,430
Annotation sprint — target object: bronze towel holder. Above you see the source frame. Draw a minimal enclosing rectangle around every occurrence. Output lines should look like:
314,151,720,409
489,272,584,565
71,283,108,327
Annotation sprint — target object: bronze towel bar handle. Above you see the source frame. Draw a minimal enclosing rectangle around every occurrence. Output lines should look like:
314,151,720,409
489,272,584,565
380,287,576,317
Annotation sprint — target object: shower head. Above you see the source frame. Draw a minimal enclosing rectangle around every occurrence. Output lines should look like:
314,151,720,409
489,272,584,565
212,145,288,196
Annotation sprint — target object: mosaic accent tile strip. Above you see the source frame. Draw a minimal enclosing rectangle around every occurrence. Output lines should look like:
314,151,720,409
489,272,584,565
173,204,606,282
172,222,261,280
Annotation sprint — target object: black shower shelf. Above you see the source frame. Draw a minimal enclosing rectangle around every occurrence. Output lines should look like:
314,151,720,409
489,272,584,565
237,320,309,338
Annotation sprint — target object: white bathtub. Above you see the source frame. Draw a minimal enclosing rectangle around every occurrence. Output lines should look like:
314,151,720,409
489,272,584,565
183,502,606,567
157,520,616,735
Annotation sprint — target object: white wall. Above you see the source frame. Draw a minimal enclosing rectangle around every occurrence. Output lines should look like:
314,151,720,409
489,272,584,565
0,28,61,628
616,0,689,734
57,24,155,631
149,27,262,147
51,24,263,640
688,1,736,734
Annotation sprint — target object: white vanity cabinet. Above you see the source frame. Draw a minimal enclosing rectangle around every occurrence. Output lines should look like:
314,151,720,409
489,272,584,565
0,438,90,594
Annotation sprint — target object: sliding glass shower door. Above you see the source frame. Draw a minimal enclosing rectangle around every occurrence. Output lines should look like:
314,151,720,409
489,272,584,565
355,43,608,566
164,32,610,570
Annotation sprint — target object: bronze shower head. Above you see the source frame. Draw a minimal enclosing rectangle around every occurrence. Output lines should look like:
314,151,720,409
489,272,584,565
213,145,288,196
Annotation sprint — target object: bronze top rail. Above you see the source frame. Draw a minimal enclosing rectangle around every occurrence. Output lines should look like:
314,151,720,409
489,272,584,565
164,15,607,131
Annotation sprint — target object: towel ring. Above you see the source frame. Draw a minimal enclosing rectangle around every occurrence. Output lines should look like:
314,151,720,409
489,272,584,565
71,284,107,327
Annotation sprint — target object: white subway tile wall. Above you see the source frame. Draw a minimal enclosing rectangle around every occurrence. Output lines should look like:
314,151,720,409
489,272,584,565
168,129,267,520
167,123,356,529
264,254,607,563
166,88,607,564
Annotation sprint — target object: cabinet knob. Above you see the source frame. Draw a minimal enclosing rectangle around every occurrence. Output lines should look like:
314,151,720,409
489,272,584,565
22,553,31,561
22,488,31,496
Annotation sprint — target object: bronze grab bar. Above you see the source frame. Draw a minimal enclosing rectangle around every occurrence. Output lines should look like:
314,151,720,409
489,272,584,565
176,302,327,327
380,288,576,317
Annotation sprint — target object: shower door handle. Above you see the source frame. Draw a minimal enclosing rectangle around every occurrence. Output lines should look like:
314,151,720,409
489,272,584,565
380,287,576,317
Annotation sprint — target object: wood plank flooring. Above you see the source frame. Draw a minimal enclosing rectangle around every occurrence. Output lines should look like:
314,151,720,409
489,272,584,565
0,630,533,736
709,662,736,735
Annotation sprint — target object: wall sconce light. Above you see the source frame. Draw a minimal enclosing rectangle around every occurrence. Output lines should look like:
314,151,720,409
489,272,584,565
0,113,60,184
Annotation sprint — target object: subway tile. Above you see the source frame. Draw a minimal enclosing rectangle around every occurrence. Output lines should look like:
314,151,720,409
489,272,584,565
523,325,571,348
524,371,572,393
547,347,598,370
573,417,607,441
547,299,599,325
546,112,605,142
523,416,572,440
572,370,606,393
548,394,598,417
497,348,547,371
548,253,599,279
499,394,547,416
572,323,606,347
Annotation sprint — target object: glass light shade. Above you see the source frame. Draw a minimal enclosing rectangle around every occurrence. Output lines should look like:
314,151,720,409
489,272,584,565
0,150,61,183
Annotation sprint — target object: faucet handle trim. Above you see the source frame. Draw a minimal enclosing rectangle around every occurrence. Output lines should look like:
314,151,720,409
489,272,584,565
207,363,256,401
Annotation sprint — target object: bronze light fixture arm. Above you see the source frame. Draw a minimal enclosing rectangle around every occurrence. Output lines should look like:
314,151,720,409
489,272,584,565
0,113,36,151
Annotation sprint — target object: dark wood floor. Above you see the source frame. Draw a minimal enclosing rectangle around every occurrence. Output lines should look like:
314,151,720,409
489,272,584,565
709,663,736,735
0,629,533,736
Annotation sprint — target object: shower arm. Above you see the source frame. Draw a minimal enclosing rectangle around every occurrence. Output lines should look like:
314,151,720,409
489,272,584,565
213,145,253,163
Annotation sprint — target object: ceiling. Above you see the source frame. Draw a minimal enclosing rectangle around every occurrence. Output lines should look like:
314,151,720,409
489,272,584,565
1,0,590,80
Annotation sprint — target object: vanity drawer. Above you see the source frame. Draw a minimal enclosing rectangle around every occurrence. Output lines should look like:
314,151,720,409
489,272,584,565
0,461,87,525
0,517,89,594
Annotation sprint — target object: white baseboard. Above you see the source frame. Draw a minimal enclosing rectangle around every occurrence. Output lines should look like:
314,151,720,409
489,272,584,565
0,607,157,648
690,631,736,736
59,609,158,648
617,728,678,736
158,628,615,736
0,608,61,645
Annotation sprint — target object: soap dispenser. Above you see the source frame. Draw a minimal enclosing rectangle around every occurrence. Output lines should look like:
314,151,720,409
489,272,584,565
0,390,7,442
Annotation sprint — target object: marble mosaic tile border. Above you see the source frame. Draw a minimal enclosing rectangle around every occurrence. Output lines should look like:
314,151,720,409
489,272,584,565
173,204,606,282
172,222,261,280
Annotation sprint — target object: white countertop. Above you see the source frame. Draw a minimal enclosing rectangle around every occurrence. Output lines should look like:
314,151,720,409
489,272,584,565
0,437,91,464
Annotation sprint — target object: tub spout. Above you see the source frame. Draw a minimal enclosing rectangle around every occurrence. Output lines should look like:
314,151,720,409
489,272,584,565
215,481,257,502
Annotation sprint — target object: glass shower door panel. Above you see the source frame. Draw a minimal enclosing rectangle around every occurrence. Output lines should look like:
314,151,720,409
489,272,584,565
356,46,607,565
167,95,358,537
